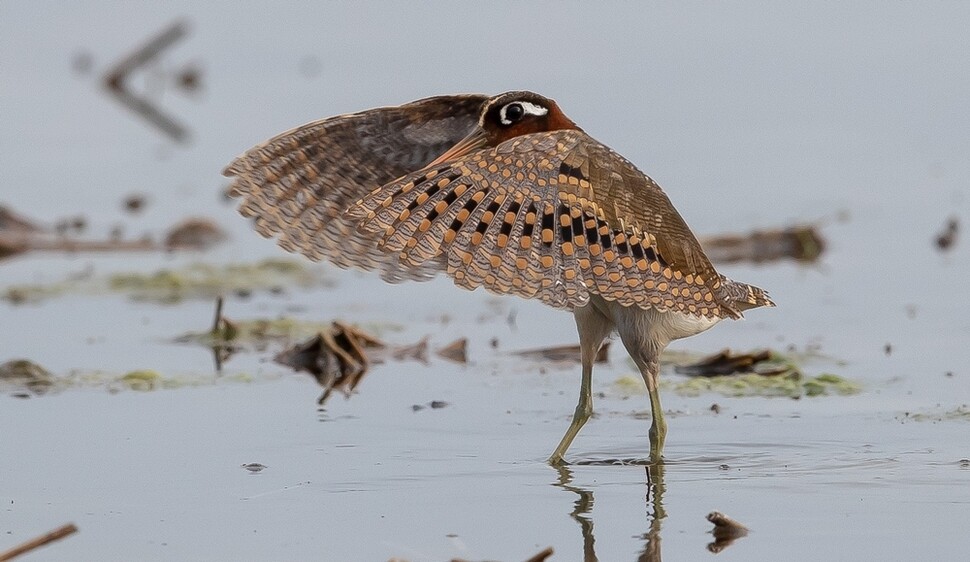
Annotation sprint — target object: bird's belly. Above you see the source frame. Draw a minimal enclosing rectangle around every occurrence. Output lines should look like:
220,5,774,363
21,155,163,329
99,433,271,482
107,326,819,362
587,295,722,345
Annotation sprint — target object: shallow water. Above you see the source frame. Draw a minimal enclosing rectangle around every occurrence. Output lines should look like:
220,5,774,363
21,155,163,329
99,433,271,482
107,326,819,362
2,3,970,561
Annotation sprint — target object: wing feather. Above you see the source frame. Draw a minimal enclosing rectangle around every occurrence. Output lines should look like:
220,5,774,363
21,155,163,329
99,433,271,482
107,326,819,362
354,130,774,317
224,94,488,283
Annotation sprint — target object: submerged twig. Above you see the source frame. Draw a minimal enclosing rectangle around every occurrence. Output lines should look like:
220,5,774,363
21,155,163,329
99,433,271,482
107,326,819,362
512,342,610,364
701,225,825,264
674,349,775,377
103,20,192,142
450,547,554,562
436,338,468,363
0,232,156,260
935,216,959,251
0,523,78,561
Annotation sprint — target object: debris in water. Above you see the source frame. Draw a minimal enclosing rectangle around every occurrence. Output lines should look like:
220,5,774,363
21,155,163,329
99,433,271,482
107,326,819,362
674,349,776,377
934,216,959,251
707,511,748,553
175,62,203,93
164,218,226,250
118,370,163,391
103,20,194,142
436,338,468,363
884,343,892,356
122,193,148,214
390,337,429,363
412,400,450,412
0,205,43,233
450,546,554,562
700,224,825,264
0,523,78,561
0,359,55,397
274,322,382,405
512,342,610,364
54,216,87,235
241,463,267,474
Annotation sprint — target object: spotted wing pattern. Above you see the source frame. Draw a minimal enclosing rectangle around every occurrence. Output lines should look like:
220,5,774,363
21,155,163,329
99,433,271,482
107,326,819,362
351,130,773,318
224,94,488,282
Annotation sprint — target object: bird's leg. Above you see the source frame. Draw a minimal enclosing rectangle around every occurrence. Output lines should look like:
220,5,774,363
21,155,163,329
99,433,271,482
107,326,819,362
640,357,666,463
549,306,613,465
548,357,594,465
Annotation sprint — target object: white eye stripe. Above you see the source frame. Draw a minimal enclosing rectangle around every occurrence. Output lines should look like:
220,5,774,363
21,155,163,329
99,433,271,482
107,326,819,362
499,101,548,125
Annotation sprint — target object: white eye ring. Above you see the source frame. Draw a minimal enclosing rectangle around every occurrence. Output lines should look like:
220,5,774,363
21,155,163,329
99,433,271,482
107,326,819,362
499,101,548,125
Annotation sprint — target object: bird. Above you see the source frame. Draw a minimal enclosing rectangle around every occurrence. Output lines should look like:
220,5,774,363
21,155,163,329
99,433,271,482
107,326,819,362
224,91,774,464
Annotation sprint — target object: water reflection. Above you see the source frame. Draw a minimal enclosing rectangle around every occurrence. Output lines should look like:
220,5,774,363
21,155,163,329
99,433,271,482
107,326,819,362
554,463,668,562
637,463,666,562
554,464,598,562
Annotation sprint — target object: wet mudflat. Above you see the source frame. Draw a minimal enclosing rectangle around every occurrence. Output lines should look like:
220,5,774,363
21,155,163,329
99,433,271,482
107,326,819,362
2,3,970,561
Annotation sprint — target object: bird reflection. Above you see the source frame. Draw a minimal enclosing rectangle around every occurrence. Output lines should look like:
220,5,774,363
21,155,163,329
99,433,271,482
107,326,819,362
636,463,666,562
554,464,598,562
553,462,667,562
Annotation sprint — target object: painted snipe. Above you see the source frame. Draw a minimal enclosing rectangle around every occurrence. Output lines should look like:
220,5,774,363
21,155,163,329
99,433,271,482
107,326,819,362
225,91,774,464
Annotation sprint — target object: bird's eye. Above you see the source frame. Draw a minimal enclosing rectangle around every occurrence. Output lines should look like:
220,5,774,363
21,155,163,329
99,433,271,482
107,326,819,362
500,102,525,125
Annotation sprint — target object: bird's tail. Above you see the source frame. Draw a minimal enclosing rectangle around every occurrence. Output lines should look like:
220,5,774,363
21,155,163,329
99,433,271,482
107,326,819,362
718,276,775,317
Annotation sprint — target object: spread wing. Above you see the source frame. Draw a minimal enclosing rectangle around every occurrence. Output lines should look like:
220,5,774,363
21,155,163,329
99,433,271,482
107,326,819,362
224,94,488,282
351,129,771,318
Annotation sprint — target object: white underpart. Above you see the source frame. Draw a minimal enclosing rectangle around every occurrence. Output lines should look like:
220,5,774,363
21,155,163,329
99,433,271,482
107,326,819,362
500,101,548,125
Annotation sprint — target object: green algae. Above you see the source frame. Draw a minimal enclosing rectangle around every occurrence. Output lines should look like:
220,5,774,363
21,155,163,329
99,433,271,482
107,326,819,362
612,349,860,399
175,316,337,348
2,258,330,304
108,259,328,302
903,405,970,422
670,371,860,398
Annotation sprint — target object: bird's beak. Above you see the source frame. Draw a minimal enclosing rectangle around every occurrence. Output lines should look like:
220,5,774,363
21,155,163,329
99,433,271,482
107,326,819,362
426,127,488,168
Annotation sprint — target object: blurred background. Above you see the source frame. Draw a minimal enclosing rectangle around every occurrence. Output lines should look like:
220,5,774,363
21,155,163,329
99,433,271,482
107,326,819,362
2,3,969,561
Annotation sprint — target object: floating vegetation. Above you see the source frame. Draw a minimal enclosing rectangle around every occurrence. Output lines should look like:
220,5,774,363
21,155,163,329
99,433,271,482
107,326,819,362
175,315,337,349
612,348,859,398
901,405,970,422
674,372,858,398
0,359,56,396
2,258,329,304
109,259,324,302
0,360,266,397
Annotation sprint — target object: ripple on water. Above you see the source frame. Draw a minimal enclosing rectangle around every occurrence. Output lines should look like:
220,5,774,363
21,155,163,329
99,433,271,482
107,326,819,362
571,440,900,486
